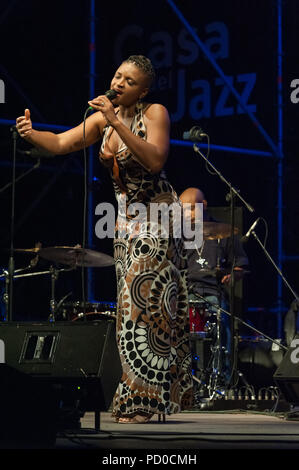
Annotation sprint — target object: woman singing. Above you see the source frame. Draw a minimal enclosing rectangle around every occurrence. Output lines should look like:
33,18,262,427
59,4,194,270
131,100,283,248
16,55,193,424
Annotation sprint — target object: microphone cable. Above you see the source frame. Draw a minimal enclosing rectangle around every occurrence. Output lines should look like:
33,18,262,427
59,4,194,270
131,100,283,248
81,106,93,317
80,89,117,316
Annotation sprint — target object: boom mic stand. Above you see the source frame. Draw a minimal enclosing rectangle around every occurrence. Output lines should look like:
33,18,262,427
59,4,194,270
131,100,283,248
0,159,40,195
194,292,288,353
7,126,18,321
226,187,238,385
192,143,255,388
190,140,299,389
250,230,299,303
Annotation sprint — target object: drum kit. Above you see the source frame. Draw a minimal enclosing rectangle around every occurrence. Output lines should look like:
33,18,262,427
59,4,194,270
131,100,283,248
0,244,116,322
188,220,242,403
0,220,247,404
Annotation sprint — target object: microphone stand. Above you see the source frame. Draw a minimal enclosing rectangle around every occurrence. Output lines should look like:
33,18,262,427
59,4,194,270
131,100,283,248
0,159,40,194
191,141,298,387
7,126,18,321
251,230,299,303
194,292,288,353
192,143,255,388
226,187,238,385
2,128,41,322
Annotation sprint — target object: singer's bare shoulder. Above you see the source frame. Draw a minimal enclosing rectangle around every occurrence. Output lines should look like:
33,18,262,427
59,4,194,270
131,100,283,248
143,103,169,117
143,103,170,126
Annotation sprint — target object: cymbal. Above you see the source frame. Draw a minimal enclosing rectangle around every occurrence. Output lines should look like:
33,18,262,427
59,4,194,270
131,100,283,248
191,267,250,277
193,267,226,277
39,246,114,267
15,246,114,268
14,247,40,253
203,221,239,240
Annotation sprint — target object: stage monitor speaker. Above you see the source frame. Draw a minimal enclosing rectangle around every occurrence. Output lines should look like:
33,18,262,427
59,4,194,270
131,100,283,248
0,319,122,447
274,334,299,405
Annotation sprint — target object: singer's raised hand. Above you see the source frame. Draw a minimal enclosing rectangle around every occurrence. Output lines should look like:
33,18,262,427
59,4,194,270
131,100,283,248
16,108,33,138
88,95,118,127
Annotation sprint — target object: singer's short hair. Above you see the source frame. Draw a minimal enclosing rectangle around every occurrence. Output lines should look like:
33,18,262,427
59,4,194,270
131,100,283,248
124,55,155,87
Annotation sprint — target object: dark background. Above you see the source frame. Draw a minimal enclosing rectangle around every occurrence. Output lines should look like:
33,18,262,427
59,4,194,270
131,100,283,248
0,0,298,341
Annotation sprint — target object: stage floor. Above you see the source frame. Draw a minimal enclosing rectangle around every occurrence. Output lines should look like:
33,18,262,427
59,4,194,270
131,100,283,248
55,409,299,450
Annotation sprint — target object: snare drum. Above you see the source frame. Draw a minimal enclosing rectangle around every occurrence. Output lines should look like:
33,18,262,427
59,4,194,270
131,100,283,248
58,300,116,321
189,301,215,336
72,311,116,322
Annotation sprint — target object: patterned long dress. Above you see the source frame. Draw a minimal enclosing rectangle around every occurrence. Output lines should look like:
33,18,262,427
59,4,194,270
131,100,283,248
99,102,193,417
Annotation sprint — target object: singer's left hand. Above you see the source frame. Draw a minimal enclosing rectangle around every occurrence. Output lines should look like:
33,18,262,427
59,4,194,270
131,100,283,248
88,95,118,126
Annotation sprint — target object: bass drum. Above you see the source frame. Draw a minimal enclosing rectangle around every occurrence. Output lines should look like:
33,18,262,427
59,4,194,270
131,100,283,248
189,301,216,337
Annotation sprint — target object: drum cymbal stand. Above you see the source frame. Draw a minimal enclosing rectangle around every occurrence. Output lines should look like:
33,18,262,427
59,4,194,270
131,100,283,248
208,311,226,398
49,265,59,322
1,264,74,322
206,253,228,400
1,257,39,320
48,265,75,322
206,305,224,401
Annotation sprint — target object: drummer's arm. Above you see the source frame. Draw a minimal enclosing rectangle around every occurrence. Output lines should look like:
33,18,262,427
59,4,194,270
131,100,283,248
221,267,245,284
222,235,249,284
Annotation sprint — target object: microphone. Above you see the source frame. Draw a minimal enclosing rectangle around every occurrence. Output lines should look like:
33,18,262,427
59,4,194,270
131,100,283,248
241,218,260,243
183,126,207,142
87,89,118,111
104,89,118,100
17,147,55,158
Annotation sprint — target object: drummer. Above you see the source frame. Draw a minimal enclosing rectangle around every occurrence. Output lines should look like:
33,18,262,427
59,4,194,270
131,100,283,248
179,187,249,384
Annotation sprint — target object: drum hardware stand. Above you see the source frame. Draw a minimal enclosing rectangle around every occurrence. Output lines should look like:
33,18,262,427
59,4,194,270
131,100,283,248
192,293,288,407
53,291,73,320
206,303,225,401
49,265,59,322
189,271,228,403
48,265,76,322
0,264,74,322
1,259,39,320
209,240,228,397
206,267,230,401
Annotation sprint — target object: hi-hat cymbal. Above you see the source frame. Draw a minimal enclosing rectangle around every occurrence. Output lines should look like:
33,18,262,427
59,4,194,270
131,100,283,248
15,246,114,268
14,247,40,253
193,267,226,277
203,221,239,240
